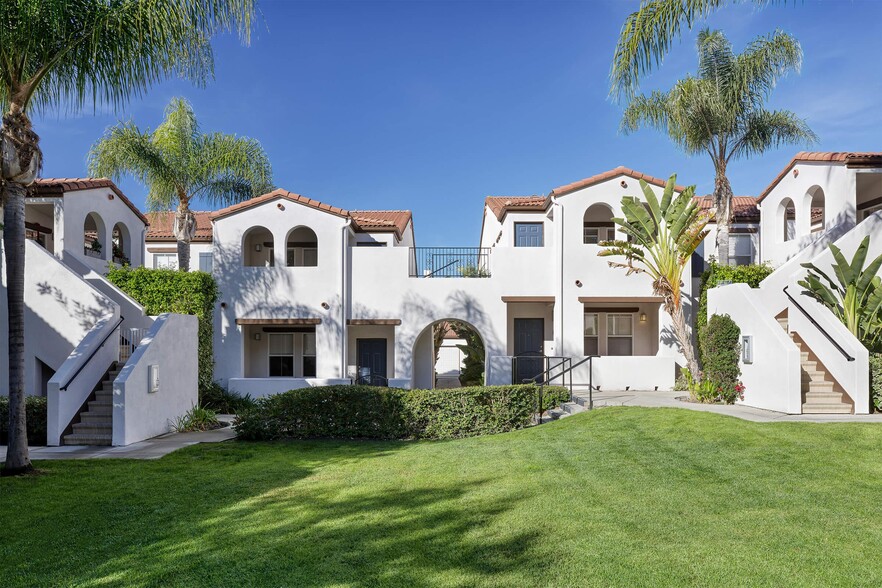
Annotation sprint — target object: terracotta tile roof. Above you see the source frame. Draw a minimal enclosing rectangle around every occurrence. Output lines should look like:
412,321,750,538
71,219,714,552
484,196,550,221
350,210,412,238
693,196,759,222
210,188,350,221
757,151,882,203
145,211,213,242
29,177,149,225
550,166,686,197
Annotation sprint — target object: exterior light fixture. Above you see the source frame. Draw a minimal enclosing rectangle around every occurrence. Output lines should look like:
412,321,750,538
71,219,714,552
255,244,262,252
742,335,753,364
254,332,261,341
639,312,647,323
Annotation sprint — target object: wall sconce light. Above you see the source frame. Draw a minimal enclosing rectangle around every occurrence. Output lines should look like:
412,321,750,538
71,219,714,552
575,280,582,287
620,180,628,188
639,312,647,323
255,243,262,252
742,335,753,364
254,332,261,341
321,301,330,310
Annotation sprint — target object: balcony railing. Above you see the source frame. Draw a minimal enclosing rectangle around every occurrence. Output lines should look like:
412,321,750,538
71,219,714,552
409,247,491,278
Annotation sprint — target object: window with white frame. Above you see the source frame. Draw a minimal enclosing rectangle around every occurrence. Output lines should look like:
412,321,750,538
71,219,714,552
199,252,213,273
730,234,754,266
607,314,633,356
583,225,615,245
584,313,599,355
302,332,317,378
268,334,295,377
153,253,178,269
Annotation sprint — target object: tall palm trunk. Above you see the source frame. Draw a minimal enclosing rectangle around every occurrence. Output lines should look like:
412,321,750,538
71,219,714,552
670,300,700,378
713,163,733,266
173,196,195,271
1,107,40,476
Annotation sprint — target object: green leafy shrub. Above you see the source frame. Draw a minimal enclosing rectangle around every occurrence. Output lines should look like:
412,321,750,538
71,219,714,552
200,382,255,414
871,353,882,412
106,266,218,392
697,262,773,365
234,384,570,441
700,314,741,390
171,404,221,432
0,396,48,445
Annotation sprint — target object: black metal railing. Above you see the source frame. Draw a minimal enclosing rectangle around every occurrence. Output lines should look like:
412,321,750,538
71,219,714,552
409,247,491,278
516,355,597,419
59,316,124,391
783,286,855,361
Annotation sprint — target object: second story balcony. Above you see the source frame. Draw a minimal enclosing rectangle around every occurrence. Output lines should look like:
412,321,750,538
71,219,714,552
409,247,491,278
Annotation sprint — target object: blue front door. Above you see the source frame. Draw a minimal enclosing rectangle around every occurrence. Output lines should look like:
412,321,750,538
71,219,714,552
515,223,543,247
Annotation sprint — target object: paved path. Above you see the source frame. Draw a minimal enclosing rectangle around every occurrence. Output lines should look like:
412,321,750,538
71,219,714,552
576,389,882,423
0,416,237,462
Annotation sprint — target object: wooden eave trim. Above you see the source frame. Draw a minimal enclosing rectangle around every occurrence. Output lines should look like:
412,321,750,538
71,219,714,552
236,318,322,325
578,296,663,303
347,319,402,326
501,296,556,303
147,247,178,253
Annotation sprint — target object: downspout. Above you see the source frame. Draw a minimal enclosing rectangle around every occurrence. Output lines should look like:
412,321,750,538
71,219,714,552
553,196,564,358
341,219,352,380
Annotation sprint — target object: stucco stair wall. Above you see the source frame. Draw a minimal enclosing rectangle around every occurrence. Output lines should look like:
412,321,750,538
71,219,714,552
63,364,119,446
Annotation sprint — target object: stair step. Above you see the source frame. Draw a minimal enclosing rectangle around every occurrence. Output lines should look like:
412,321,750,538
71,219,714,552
87,401,113,415
72,421,112,434
801,360,818,372
560,402,586,415
804,391,846,403
802,403,853,414
807,380,835,392
63,433,112,446
80,413,113,425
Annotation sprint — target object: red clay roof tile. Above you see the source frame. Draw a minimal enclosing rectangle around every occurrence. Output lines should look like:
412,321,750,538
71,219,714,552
550,166,686,197
757,152,882,203
30,178,149,225
145,211,213,242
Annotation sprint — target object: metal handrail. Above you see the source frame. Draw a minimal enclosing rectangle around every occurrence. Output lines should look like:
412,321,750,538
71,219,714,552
59,316,124,391
522,355,596,417
783,286,855,362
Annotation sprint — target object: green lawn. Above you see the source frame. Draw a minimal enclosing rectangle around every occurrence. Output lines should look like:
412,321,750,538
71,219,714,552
2,407,881,587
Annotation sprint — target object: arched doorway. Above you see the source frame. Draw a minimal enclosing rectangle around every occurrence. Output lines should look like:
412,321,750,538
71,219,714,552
412,319,486,389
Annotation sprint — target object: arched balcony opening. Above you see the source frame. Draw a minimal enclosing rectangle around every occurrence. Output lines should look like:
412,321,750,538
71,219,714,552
285,226,318,267
583,203,616,244
111,223,131,265
779,198,796,242
83,212,106,259
242,226,274,267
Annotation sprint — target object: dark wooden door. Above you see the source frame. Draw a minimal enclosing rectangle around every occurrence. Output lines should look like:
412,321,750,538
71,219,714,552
357,338,387,385
514,318,544,384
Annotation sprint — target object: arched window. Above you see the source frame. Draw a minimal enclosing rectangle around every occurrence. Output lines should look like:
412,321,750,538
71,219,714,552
286,226,318,267
807,186,825,234
779,198,796,242
83,212,106,259
111,223,131,265
583,204,616,244
242,226,274,267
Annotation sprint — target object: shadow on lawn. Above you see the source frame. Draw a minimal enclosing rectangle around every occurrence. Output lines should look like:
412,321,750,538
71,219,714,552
11,441,546,587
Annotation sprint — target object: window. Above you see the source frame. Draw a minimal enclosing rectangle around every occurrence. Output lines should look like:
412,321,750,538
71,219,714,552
607,314,633,356
860,203,882,222
584,313,599,356
730,234,754,266
268,334,294,377
302,333,317,378
514,222,543,247
199,252,213,273
153,253,178,269
583,226,615,244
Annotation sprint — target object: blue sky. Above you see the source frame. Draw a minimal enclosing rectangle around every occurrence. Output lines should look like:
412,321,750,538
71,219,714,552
34,0,882,246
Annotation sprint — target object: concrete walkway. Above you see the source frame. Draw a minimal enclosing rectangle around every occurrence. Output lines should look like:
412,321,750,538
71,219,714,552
0,416,237,462
575,389,882,423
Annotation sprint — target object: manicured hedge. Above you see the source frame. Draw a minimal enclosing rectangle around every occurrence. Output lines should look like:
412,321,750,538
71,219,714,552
697,262,773,365
697,314,743,403
0,396,48,446
106,266,218,392
871,353,882,412
234,384,570,441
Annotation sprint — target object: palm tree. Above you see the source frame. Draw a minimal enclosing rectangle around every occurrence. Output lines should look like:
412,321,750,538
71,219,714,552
799,236,882,352
89,97,273,270
621,29,816,265
0,0,257,477
599,175,710,377
610,0,786,100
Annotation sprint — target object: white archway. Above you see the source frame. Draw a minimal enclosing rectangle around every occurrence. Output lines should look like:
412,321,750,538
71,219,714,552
242,226,274,267
806,185,825,234
583,203,616,244
285,226,318,267
778,198,796,242
411,319,486,390
111,222,131,264
83,212,106,259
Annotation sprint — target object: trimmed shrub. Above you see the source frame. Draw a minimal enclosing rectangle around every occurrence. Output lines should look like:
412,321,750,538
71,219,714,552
0,396,48,445
697,313,743,404
106,266,218,391
234,384,570,441
200,382,255,414
871,353,882,412
697,262,773,365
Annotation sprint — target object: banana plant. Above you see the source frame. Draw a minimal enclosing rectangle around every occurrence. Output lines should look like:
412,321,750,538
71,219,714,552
799,236,882,352
599,174,710,378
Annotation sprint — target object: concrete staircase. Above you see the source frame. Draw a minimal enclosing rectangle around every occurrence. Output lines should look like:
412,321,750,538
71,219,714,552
541,400,585,422
63,364,119,445
776,314,853,414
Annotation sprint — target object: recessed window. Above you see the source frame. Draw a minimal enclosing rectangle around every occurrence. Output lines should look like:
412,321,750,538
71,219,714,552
514,222,544,247
584,313,599,355
730,234,754,266
607,314,633,356
198,252,213,273
286,227,319,267
268,334,295,377
153,253,178,269
302,333,317,378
